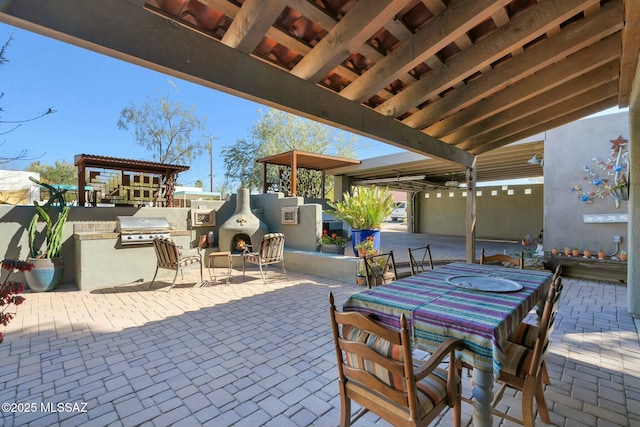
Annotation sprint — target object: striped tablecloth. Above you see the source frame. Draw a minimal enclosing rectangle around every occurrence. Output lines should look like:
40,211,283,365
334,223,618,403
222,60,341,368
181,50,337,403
343,262,552,375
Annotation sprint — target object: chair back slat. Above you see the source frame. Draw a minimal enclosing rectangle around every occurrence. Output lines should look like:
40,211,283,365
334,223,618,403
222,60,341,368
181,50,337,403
154,238,180,268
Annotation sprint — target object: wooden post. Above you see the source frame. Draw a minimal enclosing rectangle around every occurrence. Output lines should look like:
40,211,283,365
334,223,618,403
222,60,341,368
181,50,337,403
291,151,298,196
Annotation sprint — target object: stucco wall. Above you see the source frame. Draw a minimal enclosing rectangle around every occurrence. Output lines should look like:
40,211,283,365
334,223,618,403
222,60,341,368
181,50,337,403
544,112,629,254
417,184,544,241
0,191,324,289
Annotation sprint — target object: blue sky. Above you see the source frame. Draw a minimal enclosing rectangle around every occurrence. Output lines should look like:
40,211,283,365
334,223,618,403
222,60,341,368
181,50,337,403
0,22,402,188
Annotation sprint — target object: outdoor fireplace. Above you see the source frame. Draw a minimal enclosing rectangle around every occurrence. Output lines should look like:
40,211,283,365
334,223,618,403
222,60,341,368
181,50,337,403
218,188,268,253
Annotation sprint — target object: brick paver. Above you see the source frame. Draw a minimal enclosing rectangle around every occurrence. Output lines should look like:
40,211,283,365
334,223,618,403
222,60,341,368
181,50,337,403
0,258,638,426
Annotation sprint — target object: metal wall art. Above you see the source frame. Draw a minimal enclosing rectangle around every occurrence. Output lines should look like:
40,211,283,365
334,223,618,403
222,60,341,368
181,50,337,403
571,135,629,208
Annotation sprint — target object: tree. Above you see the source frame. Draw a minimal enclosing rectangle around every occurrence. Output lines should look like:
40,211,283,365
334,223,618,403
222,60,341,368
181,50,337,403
194,180,203,188
117,85,207,165
222,109,357,195
25,161,76,185
1,36,54,165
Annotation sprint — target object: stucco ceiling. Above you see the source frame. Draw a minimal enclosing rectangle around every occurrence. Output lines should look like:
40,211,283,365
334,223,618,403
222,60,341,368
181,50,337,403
1,0,638,179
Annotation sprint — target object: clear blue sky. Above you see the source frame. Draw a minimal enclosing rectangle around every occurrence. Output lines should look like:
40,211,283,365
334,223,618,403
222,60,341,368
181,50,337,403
0,22,403,188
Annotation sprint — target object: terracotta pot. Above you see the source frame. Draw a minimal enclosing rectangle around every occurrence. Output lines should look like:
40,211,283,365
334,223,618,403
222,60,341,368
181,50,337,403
551,248,559,256
598,251,606,259
564,248,571,256
583,250,591,258
620,253,628,262
572,249,579,257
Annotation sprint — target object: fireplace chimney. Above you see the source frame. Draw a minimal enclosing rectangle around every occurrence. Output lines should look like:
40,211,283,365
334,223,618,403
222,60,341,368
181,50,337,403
218,188,268,253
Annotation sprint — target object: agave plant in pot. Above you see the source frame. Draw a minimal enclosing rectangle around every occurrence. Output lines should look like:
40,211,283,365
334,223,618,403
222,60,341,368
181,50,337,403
24,203,70,292
329,185,394,256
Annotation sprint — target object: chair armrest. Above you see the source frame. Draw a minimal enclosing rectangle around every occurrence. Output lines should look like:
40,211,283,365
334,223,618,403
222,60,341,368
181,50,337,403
414,338,465,381
181,247,202,259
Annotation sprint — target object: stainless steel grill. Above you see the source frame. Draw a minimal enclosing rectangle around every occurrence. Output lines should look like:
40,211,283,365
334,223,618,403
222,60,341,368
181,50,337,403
116,216,171,245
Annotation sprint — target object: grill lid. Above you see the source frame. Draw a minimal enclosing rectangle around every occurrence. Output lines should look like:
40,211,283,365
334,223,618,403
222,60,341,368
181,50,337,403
116,216,170,232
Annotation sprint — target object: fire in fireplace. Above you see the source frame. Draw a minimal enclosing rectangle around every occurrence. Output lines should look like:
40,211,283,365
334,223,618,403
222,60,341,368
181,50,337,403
232,234,252,254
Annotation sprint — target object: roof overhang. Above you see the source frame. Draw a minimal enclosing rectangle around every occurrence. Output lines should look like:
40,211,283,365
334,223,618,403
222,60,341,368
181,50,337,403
328,137,545,192
256,150,360,171
2,0,637,172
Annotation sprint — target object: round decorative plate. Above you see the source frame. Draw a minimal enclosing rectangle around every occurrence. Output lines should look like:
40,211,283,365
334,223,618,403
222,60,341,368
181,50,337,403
446,275,523,292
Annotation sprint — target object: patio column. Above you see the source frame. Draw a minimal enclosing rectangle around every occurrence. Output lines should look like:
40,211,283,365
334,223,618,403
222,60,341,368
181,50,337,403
465,159,477,263
290,151,297,197
629,62,640,317
628,107,640,316
76,161,86,206
333,175,352,201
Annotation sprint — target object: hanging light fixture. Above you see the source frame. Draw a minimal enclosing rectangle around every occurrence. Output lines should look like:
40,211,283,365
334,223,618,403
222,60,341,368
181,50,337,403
527,153,544,166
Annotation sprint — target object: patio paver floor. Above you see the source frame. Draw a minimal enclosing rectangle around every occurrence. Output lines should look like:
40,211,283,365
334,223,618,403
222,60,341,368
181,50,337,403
1,267,639,426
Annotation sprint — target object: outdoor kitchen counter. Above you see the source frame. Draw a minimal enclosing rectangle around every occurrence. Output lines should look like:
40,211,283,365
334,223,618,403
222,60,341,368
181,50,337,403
74,230,192,290
73,230,190,240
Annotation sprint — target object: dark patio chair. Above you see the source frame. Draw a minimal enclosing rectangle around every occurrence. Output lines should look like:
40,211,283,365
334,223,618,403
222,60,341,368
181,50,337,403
363,250,397,288
408,244,434,275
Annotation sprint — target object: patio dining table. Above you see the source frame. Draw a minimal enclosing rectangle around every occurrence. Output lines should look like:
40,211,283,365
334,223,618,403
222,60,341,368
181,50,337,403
343,262,552,427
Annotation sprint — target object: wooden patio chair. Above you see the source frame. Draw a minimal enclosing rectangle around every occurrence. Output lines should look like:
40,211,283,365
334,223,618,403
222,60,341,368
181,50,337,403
242,232,286,284
408,244,434,275
508,265,563,386
480,248,524,269
328,292,465,427
491,275,563,426
363,250,397,288
150,237,203,292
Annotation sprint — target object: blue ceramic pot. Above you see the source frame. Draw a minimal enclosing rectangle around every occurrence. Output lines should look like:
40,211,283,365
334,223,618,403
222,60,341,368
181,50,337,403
24,257,64,292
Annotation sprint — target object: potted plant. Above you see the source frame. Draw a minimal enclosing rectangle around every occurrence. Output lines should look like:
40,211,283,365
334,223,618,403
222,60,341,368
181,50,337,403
598,247,606,259
583,246,591,258
354,237,377,285
551,247,559,256
620,250,628,262
564,246,571,256
24,203,70,292
354,236,376,258
329,185,394,256
318,229,347,255
353,238,389,286
572,244,580,257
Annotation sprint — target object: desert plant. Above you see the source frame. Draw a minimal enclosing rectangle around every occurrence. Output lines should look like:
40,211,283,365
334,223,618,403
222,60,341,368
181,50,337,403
329,185,394,230
28,204,70,259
